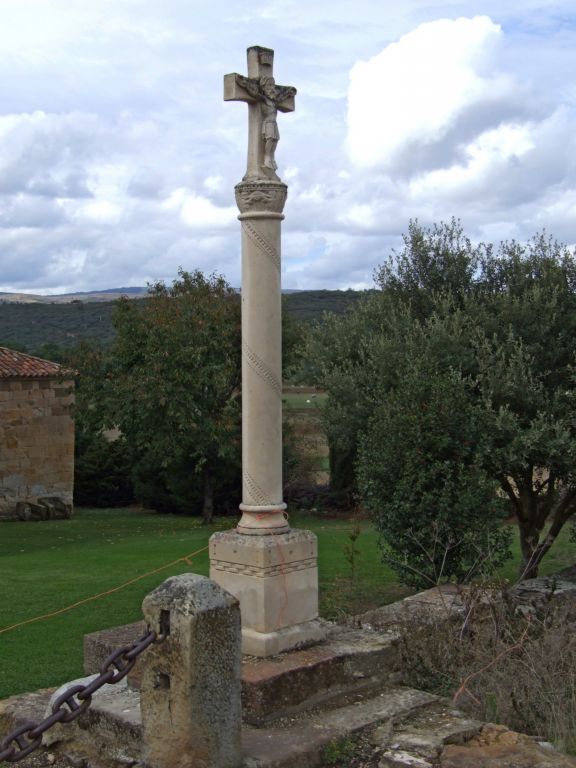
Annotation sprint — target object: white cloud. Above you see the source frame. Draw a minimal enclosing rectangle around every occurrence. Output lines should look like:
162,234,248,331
0,2,575,292
78,200,122,223
346,16,525,174
164,189,237,229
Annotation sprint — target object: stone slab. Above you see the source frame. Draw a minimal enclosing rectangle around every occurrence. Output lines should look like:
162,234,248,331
0,688,53,734
371,701,484,763
242,687,439,768
351,585,471,631
2,687,575,768
241,625,401,723
84,621,401,724
83,620,145,676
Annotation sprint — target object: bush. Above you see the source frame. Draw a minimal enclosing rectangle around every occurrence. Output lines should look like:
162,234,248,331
358,316,511,588
397,585,576,754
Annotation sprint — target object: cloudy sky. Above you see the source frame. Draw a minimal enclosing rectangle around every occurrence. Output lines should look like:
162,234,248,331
1,0,575,293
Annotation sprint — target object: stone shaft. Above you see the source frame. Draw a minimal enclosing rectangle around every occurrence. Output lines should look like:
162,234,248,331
140,574,242,768
238,205,287,533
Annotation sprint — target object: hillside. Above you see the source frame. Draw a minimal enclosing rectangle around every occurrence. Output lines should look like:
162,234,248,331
0,290,369,352
0,287,148,304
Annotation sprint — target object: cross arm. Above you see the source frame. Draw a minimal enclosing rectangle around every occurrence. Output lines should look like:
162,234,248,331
274,85,296,113
224,73,260,103
223,73,297,112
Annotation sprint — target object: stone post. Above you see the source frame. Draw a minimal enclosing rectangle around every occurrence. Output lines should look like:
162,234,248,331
140,574,242,768
209,46,326,657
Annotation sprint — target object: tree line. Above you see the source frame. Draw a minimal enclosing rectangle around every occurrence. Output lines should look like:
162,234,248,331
7,220,576,586
0,289,363,351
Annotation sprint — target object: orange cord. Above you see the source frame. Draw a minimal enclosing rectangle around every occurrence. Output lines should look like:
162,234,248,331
0,545,209,637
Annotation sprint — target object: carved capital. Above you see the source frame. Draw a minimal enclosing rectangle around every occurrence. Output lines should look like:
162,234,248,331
235,181,287,214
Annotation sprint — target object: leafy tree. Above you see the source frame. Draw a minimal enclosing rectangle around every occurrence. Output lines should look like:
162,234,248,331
60,342,134,507
108,269,241,522
308,220,576,581
469,236,576,577
375,218,484,319
358,310,511,587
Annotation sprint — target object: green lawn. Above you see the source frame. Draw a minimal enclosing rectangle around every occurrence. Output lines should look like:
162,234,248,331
0,508,574,700
282,392,327,409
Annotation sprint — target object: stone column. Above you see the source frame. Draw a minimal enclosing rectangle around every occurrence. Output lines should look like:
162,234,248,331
236,181,288,534
210,46,326,658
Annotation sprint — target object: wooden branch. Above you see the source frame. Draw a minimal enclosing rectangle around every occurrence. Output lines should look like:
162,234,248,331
500,476,521,517
453,622,531,706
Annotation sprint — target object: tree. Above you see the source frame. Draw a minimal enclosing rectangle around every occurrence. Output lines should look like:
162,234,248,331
108,270,241,522
308,220,576,581
304,293,392,497
358,309,511,587
63,342,134,508
470,235,576,577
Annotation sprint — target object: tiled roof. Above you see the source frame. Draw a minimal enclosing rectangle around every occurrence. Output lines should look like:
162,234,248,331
0,347,66,378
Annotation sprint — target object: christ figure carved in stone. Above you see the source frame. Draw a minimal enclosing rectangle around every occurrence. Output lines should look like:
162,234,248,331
260,76,280,171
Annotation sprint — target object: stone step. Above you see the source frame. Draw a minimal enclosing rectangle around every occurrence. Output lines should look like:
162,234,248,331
371,701,484,766
1,682,440,768
242,687,441,768
84,620,401,724
3,685,573,768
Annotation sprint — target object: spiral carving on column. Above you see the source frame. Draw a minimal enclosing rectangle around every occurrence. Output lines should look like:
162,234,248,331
242,220,281,272
243,470,273,505
242,341,282,396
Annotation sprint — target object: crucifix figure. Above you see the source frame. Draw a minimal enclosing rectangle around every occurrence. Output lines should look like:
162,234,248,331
224,46,296,181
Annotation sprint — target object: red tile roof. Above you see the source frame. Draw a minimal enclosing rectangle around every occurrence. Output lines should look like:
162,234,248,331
0,347,68,378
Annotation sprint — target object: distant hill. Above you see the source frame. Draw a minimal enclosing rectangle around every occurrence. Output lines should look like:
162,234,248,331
0,287,148,304
0,289,370,352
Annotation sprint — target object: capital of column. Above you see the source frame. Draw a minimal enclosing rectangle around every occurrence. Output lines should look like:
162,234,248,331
235,180,288,215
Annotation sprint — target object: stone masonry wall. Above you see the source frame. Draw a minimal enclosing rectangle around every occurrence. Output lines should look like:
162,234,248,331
0,378,75,521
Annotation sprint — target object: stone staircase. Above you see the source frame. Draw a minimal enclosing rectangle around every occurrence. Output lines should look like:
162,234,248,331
2,601,574,767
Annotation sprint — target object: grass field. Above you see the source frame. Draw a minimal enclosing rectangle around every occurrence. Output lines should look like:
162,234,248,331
283,391,330,479
0,507,574,700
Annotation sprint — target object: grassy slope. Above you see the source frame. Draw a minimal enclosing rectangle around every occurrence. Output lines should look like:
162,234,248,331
0,508,574,700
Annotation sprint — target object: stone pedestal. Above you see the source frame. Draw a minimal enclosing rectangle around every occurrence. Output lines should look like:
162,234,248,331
210,529,325,656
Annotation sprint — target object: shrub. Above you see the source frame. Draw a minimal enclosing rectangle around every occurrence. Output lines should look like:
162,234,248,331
397,585,576,754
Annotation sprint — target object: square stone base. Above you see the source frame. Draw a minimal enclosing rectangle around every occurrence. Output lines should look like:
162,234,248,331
209,529,326,656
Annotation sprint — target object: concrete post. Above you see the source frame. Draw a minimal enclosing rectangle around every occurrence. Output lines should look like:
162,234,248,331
140,574,242,768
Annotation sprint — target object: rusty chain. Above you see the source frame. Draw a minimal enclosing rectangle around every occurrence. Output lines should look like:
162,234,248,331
0,628,158,764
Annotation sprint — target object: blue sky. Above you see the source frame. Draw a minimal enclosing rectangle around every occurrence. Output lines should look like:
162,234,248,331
0,0,575,293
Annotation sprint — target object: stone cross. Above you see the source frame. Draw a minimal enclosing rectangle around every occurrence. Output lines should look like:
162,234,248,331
210,46,325,657
224,46,296,181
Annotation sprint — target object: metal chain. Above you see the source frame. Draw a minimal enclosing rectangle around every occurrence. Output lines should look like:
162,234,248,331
0,628,158,764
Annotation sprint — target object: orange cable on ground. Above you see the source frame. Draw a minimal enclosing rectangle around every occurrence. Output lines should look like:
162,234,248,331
0,544,209,637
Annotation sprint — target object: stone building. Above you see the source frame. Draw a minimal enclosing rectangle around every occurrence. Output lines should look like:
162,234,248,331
0,347,74,521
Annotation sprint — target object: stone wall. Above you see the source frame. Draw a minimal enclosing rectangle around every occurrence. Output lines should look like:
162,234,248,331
0,377,75,521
